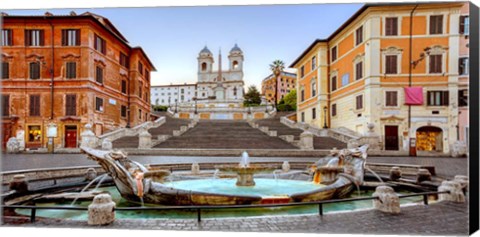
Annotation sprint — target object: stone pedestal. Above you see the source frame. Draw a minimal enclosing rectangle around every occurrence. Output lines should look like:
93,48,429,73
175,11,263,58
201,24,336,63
389,167,402,181
9,174,28,193
6,137,20,153
282,161,290,172
81,124,98,148
416,169,432,183
372,186,400,213
88,194,116,225
138,129,152,149
438,180,465,203
85,168,98,181
191,163,200,175
454,175,469,193
101,139,112,150
16,129,25,151
451,141,467,157
299,131,314,150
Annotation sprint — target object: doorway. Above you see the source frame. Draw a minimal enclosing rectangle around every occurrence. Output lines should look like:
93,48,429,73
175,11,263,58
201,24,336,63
1,122,12,149
416,126,443,152
65,125,78,148
384,125,399,150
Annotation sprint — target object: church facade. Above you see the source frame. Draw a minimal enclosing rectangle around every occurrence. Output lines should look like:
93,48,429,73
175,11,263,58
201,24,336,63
196,44,244,102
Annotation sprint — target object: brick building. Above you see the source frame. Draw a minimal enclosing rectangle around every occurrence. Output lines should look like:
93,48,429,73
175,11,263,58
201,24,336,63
261,71,296,104
1,11,155,150
290,2,469,155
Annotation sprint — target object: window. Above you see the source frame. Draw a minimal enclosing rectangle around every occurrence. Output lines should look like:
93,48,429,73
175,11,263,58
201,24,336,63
341,73,350,87
139,82,143,97
94,34,106,54
95,97,104,112
385,55,398,74
429,15,443,34
65,94,77,116
355,61,363,80
311,80,316,97
2,62,9,79
312,108,316,120
459,15,469,35
458,89,468,107
138,62,143,75
28,125,42,142
29,95,40,116
2,95,9,116
300,66,305,78
385,17,398,36
301,112,305,122
300,88,305,101
25,30,44,46
121,80,127,94
66,62,76,79
331,76,337,91
355,26,363,45
138,109,142,119
119,53,129,68
201,62,207,71
429,54,442,73
95,66,103,84
29,62,40,79
332,104,337,117
427,91,449,106
385,91,398,107
331,46,337,62
145,69,149,82
459,57,469,75
181,88,185,93
121,105,127,117
311,56,316,70
61,29,80,46
1,29,13,46
233,61,239,69
356,95,363,110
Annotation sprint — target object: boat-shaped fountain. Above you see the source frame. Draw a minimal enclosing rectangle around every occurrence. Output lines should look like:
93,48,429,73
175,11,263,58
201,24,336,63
80,145,369,206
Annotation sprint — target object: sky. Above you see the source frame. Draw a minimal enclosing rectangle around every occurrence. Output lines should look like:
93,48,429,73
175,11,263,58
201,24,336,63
4,3,363,89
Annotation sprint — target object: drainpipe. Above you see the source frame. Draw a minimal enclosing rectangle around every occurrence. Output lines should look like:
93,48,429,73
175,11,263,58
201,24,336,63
408,4,418,156
45,16,55,153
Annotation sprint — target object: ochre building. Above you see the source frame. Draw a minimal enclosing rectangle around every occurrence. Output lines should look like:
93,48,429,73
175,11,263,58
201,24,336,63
290,2,469,154
261,71,297,104
1,11,155,150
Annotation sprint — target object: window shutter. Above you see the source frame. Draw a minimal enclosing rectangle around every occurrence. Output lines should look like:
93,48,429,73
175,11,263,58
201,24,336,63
101,39,106,54
459,16,465,34
39,30,45,46
436,55,442,73
25,30,30,46
76,29,81,45
438,16,443,34
443,91,449,105
61,30,66,46
392,18,398,35
8,29,13,45
94,34,98,49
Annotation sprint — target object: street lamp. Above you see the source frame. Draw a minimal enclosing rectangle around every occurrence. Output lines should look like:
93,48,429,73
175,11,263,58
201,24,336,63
323,106,328,128
174,99,178,114
194,97,198,114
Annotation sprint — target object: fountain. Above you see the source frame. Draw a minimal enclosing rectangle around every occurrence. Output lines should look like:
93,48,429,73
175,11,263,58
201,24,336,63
79,145,370,206
214,151,277,186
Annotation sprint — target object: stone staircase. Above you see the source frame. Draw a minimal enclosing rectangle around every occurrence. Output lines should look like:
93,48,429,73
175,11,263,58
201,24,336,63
255,112,347,150
112,112,191,149
154,120,297,149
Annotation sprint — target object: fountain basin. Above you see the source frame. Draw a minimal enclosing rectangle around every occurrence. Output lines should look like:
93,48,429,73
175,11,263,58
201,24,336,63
215,164,277,186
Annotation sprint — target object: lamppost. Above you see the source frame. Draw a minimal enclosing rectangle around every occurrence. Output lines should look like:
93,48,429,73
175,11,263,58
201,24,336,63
323,106,328,128
194,97,198,114
174,99,178,114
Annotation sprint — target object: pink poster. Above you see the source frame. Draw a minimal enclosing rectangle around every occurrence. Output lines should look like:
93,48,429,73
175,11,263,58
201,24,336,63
404,87,423,105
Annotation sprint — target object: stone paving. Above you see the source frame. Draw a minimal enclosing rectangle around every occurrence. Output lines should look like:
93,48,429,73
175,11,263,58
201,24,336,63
2,201,469,235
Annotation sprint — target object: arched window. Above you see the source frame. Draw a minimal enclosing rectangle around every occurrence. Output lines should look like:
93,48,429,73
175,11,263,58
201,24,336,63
233,87,237,96
201,62,207,71
232,61,239,69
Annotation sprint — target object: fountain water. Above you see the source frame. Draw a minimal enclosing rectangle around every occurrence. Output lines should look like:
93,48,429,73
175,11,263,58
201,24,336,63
213,169,220,179
273,170,282,182
71,173,108,206
240,151,250,168
366,167,384,183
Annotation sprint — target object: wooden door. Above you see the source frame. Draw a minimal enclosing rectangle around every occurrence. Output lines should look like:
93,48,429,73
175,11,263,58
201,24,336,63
384,125,399,150
1,122,12,149
65,126,77,148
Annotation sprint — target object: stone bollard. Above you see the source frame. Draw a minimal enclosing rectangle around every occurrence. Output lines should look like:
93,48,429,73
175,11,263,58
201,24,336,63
80,123,98,148
438,180,465,203
88,194,116,225
389,167,402,181
138,129,152,148
85,168,98,181
282,161,290,172
372,186,400,214
101,139,112,150
6,137,20,153
416,169,432,183
299,131,314,150
453,175,469,193
191,163,200,175
9,174,29,193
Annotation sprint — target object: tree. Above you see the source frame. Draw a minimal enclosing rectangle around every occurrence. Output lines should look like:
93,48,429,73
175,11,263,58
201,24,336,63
277,89,297,111
269,60,285,108
243,85,261,107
